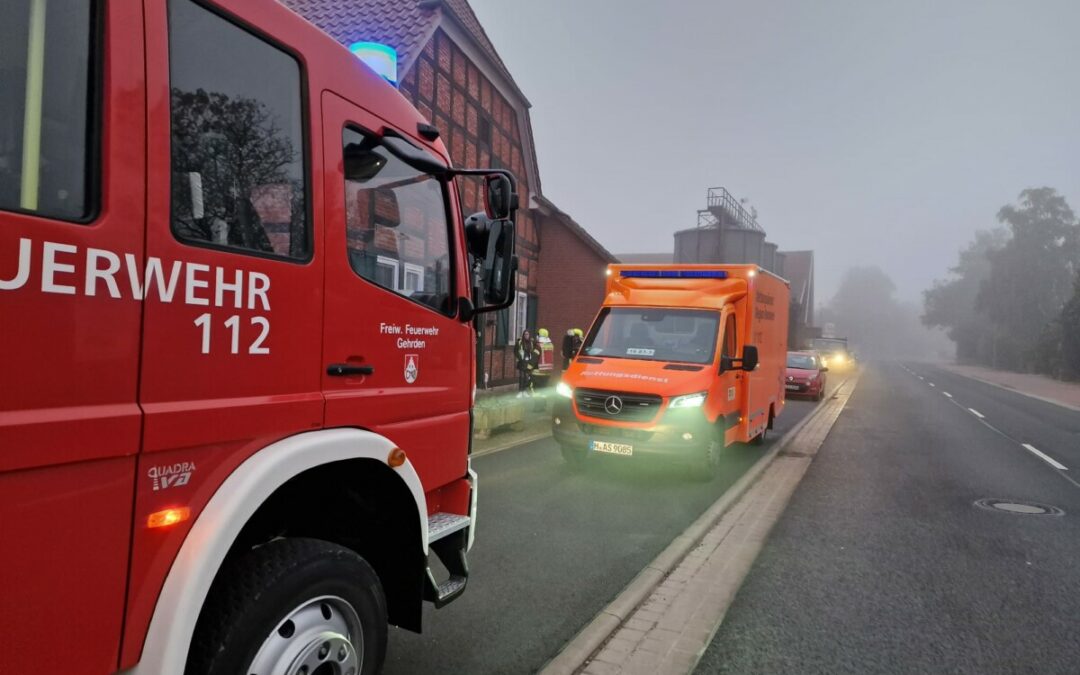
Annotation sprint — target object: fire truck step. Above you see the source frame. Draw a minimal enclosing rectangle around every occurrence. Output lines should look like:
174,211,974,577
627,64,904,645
427,512,471,542
424,514,470,608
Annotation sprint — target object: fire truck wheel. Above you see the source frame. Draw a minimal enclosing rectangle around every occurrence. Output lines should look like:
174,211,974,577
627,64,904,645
560,443,586,469
186,537,387,675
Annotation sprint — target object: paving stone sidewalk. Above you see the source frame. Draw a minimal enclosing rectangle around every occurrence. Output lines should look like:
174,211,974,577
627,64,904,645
577,378,858,675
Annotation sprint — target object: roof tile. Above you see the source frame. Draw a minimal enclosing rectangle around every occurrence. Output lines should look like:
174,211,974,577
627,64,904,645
280,0,441,73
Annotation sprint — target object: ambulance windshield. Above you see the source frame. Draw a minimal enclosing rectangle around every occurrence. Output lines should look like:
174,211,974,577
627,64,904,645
582,308,720,365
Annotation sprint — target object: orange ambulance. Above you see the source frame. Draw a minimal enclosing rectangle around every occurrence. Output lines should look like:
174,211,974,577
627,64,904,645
553,265,789,478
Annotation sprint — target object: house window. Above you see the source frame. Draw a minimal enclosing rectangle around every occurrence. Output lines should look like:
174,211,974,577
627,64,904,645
495,308,509,346
526,293,538,334
513,290,528,341
477,115,492,148
402,262,424,295
375,255,399,290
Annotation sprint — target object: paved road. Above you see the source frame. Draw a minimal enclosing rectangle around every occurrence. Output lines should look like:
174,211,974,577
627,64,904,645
383,383,839,675
698,362,1080,674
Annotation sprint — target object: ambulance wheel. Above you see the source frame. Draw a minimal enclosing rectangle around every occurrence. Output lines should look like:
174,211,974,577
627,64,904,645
560,444,586,469
186,537,386,675
692,440,722,481
751,426,768,446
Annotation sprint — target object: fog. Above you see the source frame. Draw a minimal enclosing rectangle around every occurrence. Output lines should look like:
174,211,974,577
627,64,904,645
470,0,1080,305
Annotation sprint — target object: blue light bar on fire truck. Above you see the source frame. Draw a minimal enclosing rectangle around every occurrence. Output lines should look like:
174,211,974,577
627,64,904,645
349,41,398,85
619,270,729,279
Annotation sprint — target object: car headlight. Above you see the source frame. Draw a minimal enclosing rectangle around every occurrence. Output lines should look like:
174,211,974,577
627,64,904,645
556,381,574,398
669,391,707,408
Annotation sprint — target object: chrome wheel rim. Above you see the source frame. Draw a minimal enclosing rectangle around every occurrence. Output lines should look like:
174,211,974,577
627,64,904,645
247,595,363,675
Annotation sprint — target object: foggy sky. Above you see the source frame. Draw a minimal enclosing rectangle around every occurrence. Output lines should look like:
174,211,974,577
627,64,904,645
468,0,1080,303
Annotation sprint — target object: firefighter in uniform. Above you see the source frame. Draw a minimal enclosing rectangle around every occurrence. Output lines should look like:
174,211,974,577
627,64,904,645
533,328,555,390
562,328,584,370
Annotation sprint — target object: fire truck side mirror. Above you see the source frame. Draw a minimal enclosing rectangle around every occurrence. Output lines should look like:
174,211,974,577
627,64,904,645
466,216,517,316
343,142,388,181
483,174,517,220
380,135,448,175
482,219,517,306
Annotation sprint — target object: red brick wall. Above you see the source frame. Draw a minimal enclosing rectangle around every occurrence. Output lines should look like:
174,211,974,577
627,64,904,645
536,215,612,375
398,28,540,384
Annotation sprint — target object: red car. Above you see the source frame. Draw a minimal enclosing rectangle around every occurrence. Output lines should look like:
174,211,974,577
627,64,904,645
785,351,828,400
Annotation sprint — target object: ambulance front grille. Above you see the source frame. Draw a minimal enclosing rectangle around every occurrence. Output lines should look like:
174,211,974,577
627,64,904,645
574,388,662,422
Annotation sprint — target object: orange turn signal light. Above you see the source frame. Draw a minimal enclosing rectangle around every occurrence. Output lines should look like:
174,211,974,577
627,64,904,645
147,507,191,529
388,447,407,468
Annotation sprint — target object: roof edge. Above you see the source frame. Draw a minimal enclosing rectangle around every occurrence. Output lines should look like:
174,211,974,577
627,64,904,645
536,195,619,264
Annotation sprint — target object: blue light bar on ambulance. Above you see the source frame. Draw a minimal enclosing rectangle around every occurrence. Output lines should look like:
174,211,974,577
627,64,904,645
619,270,729,279
349,41,398,85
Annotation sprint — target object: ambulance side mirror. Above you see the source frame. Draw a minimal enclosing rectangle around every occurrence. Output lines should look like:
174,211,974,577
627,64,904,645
720,345,759,373
740,345,759,371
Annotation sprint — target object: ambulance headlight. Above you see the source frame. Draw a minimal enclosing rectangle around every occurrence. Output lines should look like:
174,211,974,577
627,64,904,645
670,392,707,408
556,381,574,398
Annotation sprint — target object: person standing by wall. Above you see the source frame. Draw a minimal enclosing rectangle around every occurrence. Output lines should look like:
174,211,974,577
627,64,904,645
515,329,538,397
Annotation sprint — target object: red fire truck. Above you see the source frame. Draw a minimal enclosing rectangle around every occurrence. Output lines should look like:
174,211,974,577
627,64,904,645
0,1,518,673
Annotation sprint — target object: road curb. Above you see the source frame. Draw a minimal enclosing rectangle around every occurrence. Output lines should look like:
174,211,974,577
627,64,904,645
539,375,856,675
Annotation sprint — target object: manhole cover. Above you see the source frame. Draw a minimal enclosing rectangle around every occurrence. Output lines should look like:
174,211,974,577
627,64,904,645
974,498,1064,516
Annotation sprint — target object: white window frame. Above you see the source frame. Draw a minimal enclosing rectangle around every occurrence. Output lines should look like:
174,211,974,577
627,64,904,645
511,291,528,345
402,262,424,296
505,307,517,347
376,255,400,291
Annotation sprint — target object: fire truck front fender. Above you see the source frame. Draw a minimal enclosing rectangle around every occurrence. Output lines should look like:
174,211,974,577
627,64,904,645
129,428,427,675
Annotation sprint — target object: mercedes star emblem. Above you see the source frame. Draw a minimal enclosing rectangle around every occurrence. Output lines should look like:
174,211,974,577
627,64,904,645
604,395,624,415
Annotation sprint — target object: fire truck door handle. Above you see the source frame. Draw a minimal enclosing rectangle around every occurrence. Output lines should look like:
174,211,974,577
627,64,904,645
327,363,374,376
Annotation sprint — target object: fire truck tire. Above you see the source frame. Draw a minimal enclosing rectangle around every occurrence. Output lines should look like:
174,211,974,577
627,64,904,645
186,537,387,675
560,443,586,469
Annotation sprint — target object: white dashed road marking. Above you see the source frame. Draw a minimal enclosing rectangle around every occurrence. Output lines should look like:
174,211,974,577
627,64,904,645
918,376,924,380
1022,443,1068,471
936,377,1080,489
929,382,936,387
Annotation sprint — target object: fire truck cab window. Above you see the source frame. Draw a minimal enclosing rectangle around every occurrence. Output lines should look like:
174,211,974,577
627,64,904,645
168,0,308,259
0,1,95,220
342,127,453,314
